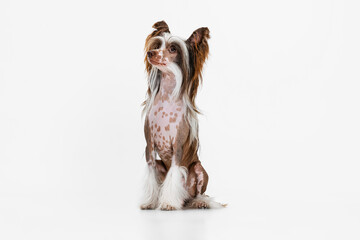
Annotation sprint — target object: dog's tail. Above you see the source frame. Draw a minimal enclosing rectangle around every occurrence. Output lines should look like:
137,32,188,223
185,194,227,209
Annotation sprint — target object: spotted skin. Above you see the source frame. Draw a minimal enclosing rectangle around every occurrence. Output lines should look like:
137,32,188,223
144,72,209,205
147,73,186,167
186,162,209,198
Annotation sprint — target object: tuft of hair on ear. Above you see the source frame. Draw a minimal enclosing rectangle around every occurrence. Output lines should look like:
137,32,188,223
144,21,170,74
185,27,210,113
151,21,170,35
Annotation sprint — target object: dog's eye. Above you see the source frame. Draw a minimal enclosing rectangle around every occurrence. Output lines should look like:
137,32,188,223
169,46,177,53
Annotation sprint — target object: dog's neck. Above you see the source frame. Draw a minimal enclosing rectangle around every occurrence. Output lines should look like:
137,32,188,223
159,72,177,97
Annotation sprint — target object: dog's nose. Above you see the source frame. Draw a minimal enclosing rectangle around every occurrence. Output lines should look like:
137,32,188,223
147,51,154,58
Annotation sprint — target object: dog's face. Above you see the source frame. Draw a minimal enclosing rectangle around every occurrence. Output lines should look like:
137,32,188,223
147,39,179,67
146,32,189,77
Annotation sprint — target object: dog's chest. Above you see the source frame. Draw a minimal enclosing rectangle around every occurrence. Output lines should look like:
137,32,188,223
148,98,185,150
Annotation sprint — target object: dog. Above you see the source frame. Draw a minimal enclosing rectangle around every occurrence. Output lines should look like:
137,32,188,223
141,21,224,210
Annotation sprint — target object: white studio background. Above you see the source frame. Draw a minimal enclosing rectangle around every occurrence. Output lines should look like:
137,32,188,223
1,0,359,239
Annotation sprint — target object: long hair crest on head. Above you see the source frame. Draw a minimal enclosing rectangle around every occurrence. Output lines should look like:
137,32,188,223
144,21,170,74
142,21,170,117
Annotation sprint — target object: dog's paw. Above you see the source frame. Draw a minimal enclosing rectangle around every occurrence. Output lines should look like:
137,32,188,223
185,198,210,209
195,201,209,209
191,200,209,209
140,203,157,210
159,203,179,211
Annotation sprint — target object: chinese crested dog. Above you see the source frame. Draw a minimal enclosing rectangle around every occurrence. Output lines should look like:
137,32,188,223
141,21,224,210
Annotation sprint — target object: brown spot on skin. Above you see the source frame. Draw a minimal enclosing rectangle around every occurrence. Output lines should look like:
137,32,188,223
165,114,168,117
157,126,161,132
161,93,170,103
155,124,157,128
154,111,157,116
170,112,173,115
165,124,170,131
176,108,181,111
174,113,178,117
151,125,153,130
158,107,163,111
169,117,176,123
163,136,165,140
184,162,209,199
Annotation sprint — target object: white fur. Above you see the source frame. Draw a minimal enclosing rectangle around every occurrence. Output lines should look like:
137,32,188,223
142,68,160,117
147,36,165,49
166,62,183,99
163,32,171,41
158,165,190,210
140,166,160,209
168,36,190,73
183,94,199,143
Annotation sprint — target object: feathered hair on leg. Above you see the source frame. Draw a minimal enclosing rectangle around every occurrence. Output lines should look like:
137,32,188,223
157,165,190,210
140,166,160,210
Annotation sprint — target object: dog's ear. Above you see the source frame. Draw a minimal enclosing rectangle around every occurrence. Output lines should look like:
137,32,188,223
186,27,210,72
183,27,210,109
186,27,210,50
151,21,170,35
146,21,170,42
145,21,170,74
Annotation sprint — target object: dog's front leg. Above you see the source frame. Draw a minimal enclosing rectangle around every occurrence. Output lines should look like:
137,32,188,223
158,145,189,210
140,144,160,210
140,119,160,210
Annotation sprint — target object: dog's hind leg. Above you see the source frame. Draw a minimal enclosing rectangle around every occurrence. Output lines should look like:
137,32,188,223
185,162,224,209
185,162,208,197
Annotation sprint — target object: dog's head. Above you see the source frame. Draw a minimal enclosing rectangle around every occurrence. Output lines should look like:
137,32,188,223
144,21,210,102
145,21,186,75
